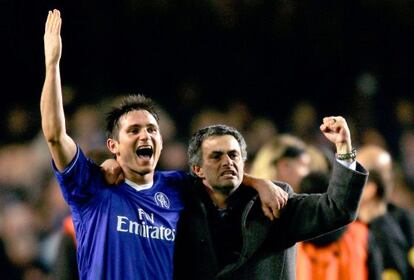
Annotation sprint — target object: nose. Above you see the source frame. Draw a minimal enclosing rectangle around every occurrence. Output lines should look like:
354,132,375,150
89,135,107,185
138,129,150,140
222,154,233,166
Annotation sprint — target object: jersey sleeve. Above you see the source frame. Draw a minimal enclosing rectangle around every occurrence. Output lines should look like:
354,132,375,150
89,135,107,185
52,146,106,206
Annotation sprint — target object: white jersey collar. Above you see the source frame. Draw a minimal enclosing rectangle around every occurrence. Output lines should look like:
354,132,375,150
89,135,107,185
125,179,153,191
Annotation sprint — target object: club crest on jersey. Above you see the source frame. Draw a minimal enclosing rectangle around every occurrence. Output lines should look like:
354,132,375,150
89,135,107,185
154,192,170,208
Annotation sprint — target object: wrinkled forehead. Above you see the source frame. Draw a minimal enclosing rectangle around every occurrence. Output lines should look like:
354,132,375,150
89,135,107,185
202,135,241,153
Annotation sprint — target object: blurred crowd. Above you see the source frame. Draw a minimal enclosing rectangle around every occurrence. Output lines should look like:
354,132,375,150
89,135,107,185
0,80,414,279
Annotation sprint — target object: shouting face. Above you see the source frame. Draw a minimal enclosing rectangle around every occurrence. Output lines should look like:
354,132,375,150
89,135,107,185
107,110,162,184
193,135,244,194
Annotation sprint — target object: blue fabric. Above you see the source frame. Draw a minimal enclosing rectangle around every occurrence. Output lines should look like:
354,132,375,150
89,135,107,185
53,147,186,280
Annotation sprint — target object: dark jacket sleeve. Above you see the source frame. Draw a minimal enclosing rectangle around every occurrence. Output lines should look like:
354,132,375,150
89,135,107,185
279,160,368,244
52,232,79,280
367,231,384,280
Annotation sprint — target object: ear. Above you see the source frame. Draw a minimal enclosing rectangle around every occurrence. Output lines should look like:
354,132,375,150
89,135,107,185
107,138,119,155
363,181,378,201
192,165,205,179
274,159,287,175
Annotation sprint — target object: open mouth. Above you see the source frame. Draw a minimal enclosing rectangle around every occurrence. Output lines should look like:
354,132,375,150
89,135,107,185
221,170,236,177
136,145,154,159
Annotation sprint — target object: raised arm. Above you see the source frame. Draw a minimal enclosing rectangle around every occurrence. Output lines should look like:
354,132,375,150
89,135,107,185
319,116,353,161
41,9,76,171
281,116,368,242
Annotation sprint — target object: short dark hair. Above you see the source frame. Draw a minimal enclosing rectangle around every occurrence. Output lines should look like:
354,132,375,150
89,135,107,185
105,94,159,139
187,124,247,172
299,172,329,194
367,170,387,200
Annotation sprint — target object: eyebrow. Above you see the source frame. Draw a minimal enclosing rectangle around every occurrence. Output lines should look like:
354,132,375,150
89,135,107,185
209,149,239,156
124,123,158,130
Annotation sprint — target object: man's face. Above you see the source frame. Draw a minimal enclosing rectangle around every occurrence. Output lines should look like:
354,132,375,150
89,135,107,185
107,110,162,182
277,153,310,192
194,135,244,193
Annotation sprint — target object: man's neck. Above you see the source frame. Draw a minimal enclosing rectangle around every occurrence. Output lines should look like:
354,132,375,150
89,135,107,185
359,199,387,224
204,184,235,209
211,192,228,209
125,170,154,186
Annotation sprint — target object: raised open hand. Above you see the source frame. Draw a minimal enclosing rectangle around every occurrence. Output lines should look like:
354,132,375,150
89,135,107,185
44,9,62,68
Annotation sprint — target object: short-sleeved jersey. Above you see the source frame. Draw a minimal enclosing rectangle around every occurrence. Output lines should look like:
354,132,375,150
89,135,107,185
53,147,187,280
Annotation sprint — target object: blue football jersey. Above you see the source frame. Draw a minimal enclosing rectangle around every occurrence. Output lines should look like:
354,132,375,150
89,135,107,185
53,147,187,280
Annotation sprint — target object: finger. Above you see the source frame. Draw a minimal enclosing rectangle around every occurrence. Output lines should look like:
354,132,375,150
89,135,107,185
262,204,274,221
283,192,289,206
45,11,52,33
104,174,116,185
323,116,336,126
49,9,58,33
279,197,286,208
321,116,339,132
113,165,122,174
53,10,61,33
272,207,281,219
56,13,62,34
116,173,125,185
269,200,283,218
331,116,346,133
322,117,332,125
276,192,288,209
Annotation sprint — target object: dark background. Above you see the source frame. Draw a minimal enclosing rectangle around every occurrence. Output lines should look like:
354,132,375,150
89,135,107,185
2,0,414,140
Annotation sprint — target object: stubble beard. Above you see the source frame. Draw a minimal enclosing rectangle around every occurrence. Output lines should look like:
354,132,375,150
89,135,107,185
212,184,236,195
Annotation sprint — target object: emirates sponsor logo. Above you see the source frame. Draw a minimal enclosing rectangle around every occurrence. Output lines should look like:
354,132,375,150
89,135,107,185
116,208,176,241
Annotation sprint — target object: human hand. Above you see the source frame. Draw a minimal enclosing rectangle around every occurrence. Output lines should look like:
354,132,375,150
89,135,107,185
44,9,62,68
100,159,125,185
319,116,352,155
255,179,288,221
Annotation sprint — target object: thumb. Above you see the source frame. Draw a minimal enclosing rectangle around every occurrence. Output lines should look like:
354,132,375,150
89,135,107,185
116,173,125,185
262,203,274,221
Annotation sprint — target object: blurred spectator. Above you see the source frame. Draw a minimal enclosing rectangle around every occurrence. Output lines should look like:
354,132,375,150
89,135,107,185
357,145,414,280
0,144,46,201
250,134,310,192
353,71,379,131
0,197,50,280
3,105,39,145
158,141,188,171
287,101,322,145
189,108,228,135
306,145,331,174
225,100,253,132
35,176,70,270
296,172,383,280
244,117,278,166
399,130,414,185
359,127,388,148
53,216,78,280
68,104,106,153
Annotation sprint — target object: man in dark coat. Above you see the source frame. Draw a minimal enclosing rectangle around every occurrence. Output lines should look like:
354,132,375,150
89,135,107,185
174,116,368,280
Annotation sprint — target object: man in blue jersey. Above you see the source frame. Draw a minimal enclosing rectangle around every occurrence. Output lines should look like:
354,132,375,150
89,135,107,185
41,10,287,280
